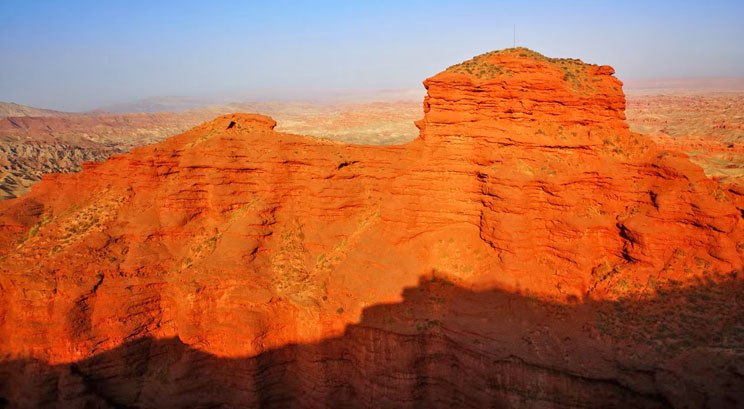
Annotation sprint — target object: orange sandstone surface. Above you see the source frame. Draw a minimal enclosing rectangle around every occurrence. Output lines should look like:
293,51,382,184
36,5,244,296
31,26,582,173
1,48,743,408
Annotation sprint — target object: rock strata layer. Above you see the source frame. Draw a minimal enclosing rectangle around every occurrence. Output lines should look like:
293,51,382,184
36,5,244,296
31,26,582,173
1,48,743,408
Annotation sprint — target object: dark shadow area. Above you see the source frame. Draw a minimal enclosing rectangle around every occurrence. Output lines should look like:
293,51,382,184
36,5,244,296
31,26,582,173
336,161,358,170
1,276,742,409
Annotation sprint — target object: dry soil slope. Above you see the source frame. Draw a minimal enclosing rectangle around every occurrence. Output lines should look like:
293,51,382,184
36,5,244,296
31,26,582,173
0,101,67,118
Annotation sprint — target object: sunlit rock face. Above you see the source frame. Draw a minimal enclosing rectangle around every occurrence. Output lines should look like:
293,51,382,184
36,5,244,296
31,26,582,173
1,48,742,408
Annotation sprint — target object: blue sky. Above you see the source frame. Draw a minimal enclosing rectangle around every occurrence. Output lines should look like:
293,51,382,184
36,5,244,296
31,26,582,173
1,0,743,111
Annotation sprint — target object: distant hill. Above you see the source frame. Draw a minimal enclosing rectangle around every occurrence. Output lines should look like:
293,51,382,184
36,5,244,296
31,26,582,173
0,101,68,118
98,95,225,113
624,76,744,95
97,88,424,113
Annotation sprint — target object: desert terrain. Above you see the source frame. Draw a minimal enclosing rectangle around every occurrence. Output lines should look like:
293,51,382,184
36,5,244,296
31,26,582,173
1,48,743,408
626,92,744,187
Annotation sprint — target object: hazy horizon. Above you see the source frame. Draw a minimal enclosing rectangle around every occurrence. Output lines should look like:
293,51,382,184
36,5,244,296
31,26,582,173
1,0,743,111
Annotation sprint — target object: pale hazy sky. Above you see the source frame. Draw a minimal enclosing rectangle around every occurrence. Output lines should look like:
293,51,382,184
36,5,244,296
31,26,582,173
1,0,743,111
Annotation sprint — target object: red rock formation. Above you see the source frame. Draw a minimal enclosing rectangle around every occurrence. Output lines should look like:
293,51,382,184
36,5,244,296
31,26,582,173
0,111,216,199
0,48,742,408
0,101,421,200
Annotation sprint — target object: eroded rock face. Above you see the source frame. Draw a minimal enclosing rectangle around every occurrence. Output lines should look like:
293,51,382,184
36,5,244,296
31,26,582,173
0,112,213,199
0,101,423,200
0,48,743,408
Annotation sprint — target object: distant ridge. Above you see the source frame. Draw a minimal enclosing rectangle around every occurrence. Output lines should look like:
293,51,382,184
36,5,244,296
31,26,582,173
0,101,68,118
98,87,424,113
624,76,744,94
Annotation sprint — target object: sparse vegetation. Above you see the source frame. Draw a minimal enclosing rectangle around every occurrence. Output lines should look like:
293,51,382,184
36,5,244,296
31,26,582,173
414,318,440,332
447,47,595,91
594,276,744,355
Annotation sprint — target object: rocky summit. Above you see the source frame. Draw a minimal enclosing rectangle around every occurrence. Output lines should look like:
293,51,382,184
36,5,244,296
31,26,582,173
0,48,742,408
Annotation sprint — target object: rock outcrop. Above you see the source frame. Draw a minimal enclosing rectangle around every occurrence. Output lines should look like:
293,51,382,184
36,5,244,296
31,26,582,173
0,112,214,199
0,102,422,200
0,48,742,408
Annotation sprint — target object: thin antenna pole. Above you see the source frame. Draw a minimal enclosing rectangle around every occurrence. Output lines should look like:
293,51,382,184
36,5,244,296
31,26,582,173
513,25,516,48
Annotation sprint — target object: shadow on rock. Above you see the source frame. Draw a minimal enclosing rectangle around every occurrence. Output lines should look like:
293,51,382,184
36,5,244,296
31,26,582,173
1,276,743,409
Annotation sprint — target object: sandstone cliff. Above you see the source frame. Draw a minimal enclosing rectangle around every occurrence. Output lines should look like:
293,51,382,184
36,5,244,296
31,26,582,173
0,102,421,200
0,48,742,408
